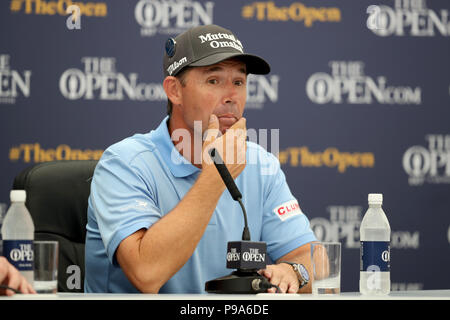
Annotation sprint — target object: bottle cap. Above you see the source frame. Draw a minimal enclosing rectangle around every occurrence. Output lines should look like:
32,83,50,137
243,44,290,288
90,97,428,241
10,190,26,202
368,193,383,204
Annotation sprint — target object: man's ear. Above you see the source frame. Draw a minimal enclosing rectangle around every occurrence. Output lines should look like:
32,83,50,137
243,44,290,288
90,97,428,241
163,76,182,106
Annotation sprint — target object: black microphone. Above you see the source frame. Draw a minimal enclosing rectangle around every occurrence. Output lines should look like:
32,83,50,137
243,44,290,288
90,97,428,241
209,148,241,201
209,148,250,241
205,148,271,294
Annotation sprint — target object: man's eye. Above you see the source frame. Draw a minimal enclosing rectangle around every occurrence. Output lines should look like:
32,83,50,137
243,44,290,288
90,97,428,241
235,80,244,86
208,79,218,84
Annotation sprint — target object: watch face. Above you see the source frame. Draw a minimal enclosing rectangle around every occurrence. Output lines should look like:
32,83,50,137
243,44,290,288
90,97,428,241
298,264,309,282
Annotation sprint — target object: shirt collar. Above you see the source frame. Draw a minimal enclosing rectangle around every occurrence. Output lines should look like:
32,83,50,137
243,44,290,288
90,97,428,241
151,116,200,178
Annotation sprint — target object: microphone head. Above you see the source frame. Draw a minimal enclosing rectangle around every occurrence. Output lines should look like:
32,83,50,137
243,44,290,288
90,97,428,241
209,147,216,159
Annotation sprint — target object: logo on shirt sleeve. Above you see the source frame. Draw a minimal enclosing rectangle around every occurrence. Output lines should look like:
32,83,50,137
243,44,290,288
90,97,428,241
118,200,152,212
273,200,303,221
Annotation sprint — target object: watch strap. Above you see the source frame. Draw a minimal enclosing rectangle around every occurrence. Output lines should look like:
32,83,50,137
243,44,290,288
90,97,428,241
279,261,309,289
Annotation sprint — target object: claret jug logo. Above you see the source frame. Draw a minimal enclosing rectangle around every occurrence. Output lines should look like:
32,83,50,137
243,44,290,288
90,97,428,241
310,206,363,248
367,0,450,37
246,74,279,110
59,57,166,101
0,54,31,105
403,134,450,185
310,205,420,249
135,0,214,37
306,61,422,105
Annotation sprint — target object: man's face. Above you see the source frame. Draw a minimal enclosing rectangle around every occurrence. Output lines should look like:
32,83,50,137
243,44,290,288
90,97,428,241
177,58,247,135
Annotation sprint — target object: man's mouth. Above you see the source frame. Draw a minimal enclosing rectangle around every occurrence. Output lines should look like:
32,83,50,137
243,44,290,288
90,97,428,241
217,113,238,127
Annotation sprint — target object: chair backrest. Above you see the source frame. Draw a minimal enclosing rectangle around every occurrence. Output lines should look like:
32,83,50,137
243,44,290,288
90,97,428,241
12,160,97,292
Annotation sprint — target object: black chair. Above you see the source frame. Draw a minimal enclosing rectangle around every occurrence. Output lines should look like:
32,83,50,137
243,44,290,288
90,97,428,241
12,160,98,292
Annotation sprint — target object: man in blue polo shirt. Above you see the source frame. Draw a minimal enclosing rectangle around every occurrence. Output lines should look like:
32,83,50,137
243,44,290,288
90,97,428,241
84,24,317,294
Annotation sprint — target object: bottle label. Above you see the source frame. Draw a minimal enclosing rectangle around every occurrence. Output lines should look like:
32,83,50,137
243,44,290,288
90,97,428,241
3,240,34,271
360,241,390,272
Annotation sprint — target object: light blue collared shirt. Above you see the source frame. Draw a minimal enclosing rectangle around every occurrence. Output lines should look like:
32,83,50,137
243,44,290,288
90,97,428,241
84,116,316,293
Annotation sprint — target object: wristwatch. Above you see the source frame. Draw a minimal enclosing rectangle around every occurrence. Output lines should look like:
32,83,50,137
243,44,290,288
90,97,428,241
279,261,309,289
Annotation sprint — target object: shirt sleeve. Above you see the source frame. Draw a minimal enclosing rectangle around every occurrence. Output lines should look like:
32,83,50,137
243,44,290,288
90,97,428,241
260,152,317,261
89,150,162,265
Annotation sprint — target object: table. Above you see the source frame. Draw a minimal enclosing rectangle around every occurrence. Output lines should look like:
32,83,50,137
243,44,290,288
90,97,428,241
1,289,448,300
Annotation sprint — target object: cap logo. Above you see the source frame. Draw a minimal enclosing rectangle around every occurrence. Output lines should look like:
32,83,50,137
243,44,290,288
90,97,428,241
198,32,244,53
167,56,187,76
165,38,176,57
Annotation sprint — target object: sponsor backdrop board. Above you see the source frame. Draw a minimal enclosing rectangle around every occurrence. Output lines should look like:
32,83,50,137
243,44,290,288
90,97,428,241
1,0,449,293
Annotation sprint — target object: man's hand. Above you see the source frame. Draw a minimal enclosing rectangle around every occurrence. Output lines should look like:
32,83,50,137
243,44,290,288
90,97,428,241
0,256,36,296
202,114,247,179
259,263,299,293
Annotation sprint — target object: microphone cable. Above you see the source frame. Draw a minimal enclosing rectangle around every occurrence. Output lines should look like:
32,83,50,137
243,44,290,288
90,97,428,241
251,278,282,293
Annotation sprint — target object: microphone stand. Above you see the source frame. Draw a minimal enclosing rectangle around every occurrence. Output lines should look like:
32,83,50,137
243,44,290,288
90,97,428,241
204,148,273,294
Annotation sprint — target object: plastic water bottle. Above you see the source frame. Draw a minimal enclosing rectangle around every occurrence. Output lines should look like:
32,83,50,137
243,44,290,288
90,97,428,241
359,193,391,295
1,190,35,285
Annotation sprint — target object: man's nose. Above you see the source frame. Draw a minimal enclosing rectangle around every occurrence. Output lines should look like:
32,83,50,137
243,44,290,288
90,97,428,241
222,81,238,104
